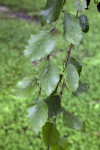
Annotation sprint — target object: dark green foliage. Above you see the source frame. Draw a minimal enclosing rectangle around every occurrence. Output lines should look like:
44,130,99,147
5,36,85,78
44,95,61,118
94,0,98,4
79,15,89,33
57,137,69,150
42,122,60,146
50,137,69,150
73,82,89,96
50,145,63,150
62,108,83,130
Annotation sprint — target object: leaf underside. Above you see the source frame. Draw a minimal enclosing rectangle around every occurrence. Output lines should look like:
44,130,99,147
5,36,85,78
75,0,87,13
63,12,82,46
64,63,79,92
28,99,48,134
24,31,54,61
37,60,60,96
15,74,38,98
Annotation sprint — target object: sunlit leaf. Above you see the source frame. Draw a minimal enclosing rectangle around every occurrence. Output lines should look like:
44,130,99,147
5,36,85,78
63,12,82,46
37,60,60,96
14,74,38,98
42,122,60,146
24,31,54,61
28,99,48,134
41,0,63,26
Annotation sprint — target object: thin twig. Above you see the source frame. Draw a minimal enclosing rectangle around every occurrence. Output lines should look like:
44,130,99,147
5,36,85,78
47,146,50,150
63,43,73,72
60,79,65,98
76,10,79,17
47,55,50,60
63,0,65,5
53,116,57,125
60,43,73,98
48,18,58,60
46,8,78,150
50,19,58,35
63,9,78,71
37,88,41,101
59,9,79,99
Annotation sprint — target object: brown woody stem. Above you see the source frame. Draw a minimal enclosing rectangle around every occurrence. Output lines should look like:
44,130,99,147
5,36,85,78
47,146,50,150
37,88,41,101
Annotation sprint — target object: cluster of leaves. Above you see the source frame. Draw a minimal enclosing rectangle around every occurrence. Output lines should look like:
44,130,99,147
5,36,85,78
13,0,98,149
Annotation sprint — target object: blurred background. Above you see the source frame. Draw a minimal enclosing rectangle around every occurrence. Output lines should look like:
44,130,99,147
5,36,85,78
0,0,100,150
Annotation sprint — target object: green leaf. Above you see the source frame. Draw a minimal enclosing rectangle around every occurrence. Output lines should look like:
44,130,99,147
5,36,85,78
79,15,89,33
50,137,69,150
69,57,82,76
24,31,54,61
63,108,83,130
42,122,60,146
50,74,63,96
57,137,69,150
50,145,63,150
64,63,79,92
63,12,82,46
14,75,38,98
73,82,89,96
44,95,61,118
41,0,63,26
75,0,87,13
37,60,60,96
28,99,48,134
